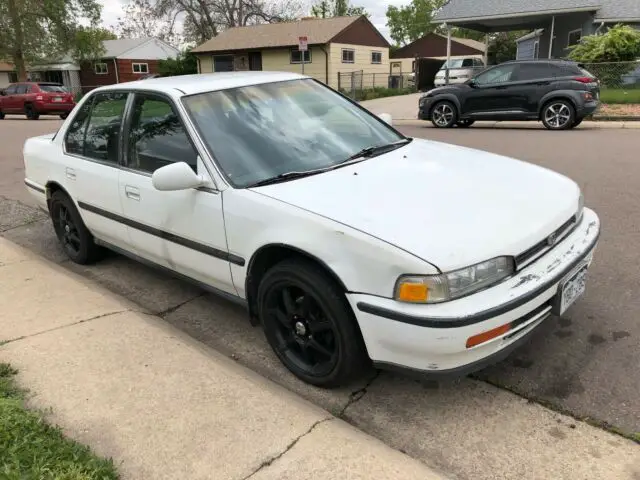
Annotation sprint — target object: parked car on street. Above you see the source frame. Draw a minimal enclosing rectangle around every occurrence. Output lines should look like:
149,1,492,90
420,59,600,130
434,57,486,87
0,82,75,120
23,72,600,387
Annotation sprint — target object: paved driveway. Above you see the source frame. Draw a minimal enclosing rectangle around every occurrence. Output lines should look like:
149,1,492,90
361,93,422,120
1,119,638,478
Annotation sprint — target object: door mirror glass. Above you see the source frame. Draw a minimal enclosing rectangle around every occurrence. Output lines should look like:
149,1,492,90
152,161,205,191
378,113,393,125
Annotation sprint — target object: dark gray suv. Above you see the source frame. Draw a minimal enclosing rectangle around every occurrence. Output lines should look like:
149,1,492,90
418,60,600,130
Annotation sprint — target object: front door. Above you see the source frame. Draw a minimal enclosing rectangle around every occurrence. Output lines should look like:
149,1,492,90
248,52,262,71
118,92,235,294
461,63,520,115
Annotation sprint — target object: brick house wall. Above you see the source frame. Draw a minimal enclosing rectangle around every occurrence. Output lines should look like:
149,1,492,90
79,58,162,93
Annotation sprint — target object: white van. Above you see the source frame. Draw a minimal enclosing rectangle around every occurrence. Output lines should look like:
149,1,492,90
434,57,486,86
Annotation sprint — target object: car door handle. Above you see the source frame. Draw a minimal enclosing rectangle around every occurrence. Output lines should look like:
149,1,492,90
535,81,551,85
65,167,76,180
124,186,140,201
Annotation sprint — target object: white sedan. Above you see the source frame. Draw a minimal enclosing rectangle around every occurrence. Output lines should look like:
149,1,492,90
23,72,600,387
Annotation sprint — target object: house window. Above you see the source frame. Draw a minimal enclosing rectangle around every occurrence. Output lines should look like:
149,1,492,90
533,40,540,59
290,49,311,64
342,49,355,64
568,29,582,47
371,51,382,64
94,62,108,75
132,63,149,74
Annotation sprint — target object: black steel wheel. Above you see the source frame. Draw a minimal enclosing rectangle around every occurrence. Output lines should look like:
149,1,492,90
49,191,102,264
258,259,370,388
430,101,458,128
457,119,475,128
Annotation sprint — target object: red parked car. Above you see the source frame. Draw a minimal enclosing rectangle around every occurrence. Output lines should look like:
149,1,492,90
0,82,75,120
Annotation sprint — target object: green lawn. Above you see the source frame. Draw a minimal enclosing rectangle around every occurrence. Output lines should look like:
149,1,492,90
600,88,640,104
0,363,119,480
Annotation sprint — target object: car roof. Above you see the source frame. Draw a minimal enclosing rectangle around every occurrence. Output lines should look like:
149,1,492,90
501,59,579,65
93,71,308,96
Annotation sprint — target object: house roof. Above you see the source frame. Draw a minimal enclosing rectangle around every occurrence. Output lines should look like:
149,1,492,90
390,32,484,59
516,29,544,43
192,16,376,53
433,0,640,23
102,38,154,58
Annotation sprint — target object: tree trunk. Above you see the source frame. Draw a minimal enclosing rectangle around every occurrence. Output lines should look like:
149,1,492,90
7,0,28,81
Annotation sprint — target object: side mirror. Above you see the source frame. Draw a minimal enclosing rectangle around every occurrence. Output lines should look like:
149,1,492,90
378,113,393,126
467,78,477,87
152,162,205,191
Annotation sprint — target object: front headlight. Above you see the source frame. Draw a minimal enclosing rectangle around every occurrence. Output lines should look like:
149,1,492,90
394,256,515,304
577,191,584,223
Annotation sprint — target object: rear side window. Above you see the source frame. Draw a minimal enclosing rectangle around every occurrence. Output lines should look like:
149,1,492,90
15,84,28,94
65,92,128,163
462,59,474,67
514,63,557,81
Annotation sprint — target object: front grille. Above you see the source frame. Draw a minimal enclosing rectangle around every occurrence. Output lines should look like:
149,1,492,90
515,216,576,269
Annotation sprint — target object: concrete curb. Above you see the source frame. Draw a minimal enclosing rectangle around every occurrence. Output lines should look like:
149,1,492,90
392,119,640,129
0,238,447,480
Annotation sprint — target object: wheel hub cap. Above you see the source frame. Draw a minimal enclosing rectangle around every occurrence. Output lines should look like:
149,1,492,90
294,321,307,336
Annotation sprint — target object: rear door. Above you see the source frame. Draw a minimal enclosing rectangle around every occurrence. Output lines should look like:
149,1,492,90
508,62,558,114
14,83,29,111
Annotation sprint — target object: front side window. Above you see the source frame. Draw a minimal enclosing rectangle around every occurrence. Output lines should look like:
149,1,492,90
371,51,382,64
342,49,355,63
16,84,28,94
126,94,198,173
474,64,518,85
182,79,405,188
290,49,311,64
82,92,128,163
95,63,108,74
132,63,149,74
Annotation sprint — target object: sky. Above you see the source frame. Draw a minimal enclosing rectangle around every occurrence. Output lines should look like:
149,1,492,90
96,0,405,42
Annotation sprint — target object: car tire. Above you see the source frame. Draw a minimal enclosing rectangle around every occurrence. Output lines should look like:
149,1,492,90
49,191,103,264
0,110,4,120
430,101,458,128
457,119,475,128
572,117,584,128
257,258,371,388
60,113,69,120
541,100,575,130
25,104,40,120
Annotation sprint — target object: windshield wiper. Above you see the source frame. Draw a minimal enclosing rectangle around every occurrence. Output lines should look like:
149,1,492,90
341,138,412,164
247,169,327,188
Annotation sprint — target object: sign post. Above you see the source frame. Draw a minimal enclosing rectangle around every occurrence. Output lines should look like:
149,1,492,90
298,36,308,75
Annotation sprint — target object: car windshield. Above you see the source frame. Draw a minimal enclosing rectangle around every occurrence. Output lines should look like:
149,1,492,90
440,59,465,69
39,84,67,92
182,79,405,188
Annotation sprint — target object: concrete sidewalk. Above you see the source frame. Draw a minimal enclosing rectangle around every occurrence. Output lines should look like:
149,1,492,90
0,238,445,480
360,94,640,129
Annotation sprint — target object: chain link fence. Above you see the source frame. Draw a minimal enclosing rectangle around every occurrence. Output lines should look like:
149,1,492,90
337,71,416,101
582,61,640,89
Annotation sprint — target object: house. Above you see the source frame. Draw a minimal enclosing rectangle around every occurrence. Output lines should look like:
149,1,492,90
79,38,180,92
0,62,17,88
390,33,486,76
27,54,82,92
433,0,640,60
191,16,390,89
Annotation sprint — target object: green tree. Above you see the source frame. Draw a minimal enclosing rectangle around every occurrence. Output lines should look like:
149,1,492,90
488,31,526,64
159,50,198,76
568,24,640,62
74,27,118,60
385,0,445,46
0,0,104,81
311,0,368,18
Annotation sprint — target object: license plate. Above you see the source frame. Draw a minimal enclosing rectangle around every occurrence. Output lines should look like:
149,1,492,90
558,265,588,315
53,97,62,102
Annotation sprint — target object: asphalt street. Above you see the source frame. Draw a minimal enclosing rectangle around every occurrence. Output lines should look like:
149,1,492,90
1,117,638,476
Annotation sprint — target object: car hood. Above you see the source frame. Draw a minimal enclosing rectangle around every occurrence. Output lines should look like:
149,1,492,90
251,139,580,271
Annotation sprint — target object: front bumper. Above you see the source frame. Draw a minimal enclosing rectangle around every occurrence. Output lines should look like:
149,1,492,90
348,207,600,376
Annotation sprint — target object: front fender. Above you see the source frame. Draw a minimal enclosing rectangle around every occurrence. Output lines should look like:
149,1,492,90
222,189,439,299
